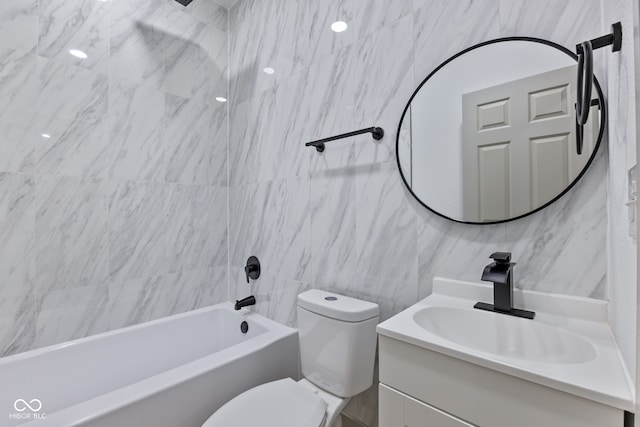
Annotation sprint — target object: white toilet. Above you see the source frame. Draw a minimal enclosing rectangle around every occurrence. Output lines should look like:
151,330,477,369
202,289,379,427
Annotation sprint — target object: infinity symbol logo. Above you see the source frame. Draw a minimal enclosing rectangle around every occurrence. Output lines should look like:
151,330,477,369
13,399,42,412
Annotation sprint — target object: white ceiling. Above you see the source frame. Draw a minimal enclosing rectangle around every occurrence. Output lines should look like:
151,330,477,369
213,0,239,8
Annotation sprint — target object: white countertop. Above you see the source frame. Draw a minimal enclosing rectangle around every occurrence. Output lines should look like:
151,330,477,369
377,277,634,411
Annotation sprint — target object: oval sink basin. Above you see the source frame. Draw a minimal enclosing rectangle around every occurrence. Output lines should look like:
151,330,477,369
413,306,596,364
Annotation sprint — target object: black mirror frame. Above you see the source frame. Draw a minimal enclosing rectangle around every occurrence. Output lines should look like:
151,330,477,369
396,36,607,225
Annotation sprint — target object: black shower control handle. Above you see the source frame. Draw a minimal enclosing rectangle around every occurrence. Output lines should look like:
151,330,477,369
244,265,255,283
244,256,261,283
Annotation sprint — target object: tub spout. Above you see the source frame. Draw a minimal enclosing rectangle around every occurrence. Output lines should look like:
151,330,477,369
235,296,256,310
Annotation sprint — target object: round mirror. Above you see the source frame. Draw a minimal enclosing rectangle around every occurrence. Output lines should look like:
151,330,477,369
397,37,605,224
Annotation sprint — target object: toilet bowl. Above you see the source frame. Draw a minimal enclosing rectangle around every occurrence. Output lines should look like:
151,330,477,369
202,290,379,427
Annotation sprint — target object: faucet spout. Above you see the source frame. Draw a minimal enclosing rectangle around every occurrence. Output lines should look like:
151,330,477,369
481,263,512,285
486,267,514,313
235,295,256,311
481,258,515,313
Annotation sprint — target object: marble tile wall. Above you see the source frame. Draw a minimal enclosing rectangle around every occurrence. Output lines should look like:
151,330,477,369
0,0,229,357
0,0,616,424
228,0,608,425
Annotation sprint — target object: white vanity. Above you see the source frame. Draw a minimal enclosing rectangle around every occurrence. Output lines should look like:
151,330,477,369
377,278,634,427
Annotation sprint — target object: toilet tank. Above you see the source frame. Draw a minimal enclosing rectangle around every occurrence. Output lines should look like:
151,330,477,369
297,290,379,398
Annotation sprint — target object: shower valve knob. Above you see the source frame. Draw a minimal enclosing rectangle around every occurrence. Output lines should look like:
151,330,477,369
244,256,261,283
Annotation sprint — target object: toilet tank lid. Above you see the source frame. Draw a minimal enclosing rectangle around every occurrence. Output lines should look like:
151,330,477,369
297,290,379,322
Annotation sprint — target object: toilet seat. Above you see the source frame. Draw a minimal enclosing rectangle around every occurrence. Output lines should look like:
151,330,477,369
202,378,327,427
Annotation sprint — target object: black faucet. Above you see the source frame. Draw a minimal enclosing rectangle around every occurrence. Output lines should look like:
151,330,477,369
235,295,256,311
474,252,535,319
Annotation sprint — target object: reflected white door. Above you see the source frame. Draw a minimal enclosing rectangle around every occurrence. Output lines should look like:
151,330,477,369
461,65,598,222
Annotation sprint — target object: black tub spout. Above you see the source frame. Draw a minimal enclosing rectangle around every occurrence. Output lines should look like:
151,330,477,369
235,296,256,311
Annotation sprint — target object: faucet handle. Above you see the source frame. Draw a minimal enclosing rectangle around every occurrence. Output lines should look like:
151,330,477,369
489,252,512,264
244,256,261,283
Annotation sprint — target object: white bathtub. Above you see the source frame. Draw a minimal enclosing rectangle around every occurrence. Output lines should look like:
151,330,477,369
0,303,298,427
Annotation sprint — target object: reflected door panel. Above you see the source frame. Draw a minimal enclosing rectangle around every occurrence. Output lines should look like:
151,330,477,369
461,65,590,222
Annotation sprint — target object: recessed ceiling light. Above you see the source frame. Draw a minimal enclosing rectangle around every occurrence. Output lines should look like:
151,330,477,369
42,134,51,138
69,49,88,59
331,21,348,33
263,67,275,75
216,97,227,103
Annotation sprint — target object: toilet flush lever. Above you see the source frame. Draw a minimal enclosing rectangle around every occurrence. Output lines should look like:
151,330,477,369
244,256,261,283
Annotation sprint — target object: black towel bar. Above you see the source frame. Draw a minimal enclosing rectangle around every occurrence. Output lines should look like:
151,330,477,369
305,127,384,153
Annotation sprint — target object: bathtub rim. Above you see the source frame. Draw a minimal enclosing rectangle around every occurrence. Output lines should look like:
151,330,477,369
1,302,292,365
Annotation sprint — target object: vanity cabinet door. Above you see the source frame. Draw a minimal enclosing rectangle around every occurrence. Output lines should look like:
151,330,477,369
405,397,474,427
379,384,404,427
380,384,474,427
